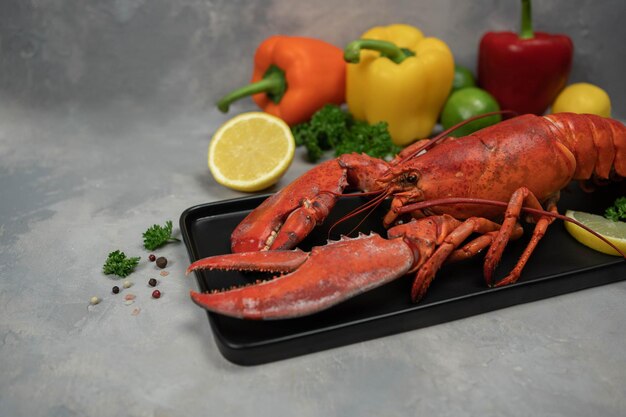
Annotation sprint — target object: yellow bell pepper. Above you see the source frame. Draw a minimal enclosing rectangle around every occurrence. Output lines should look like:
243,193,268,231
344,24,454,146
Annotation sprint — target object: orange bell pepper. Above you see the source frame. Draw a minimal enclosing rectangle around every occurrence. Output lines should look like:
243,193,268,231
217,36,346,126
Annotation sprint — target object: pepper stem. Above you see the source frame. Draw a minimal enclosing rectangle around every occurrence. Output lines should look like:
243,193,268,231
216,65,287,113
520,0,534,39
344,39,414,64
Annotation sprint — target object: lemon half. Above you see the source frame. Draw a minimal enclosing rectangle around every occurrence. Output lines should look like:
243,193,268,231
208,112,295,192
564,210,626,256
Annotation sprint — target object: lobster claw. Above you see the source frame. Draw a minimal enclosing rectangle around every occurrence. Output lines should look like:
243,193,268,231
188,234,415,320
230,160,348,252
230,154,391,252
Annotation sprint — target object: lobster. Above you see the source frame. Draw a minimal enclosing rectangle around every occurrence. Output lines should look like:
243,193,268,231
188,113,626,320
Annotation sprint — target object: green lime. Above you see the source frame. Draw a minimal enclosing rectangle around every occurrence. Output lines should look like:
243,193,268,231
441,87,501,137
451,65,476,93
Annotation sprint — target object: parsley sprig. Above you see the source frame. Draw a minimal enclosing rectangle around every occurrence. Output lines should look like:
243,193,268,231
102,250,140,278
605,197,626,222
142,220,180,250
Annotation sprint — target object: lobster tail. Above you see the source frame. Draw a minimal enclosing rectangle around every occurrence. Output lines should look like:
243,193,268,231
544,113,626,181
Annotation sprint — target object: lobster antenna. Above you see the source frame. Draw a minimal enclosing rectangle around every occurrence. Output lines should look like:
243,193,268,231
327,189,391,239
398,110,517,164
343,191,393,237
396,197,626,258
319,189,388,199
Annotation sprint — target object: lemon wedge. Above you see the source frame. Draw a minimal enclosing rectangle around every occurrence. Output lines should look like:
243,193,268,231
208,112,295,192
564,210,626,256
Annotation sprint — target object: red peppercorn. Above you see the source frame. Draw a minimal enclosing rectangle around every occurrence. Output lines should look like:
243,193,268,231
152,290,161,299
148,254,156,262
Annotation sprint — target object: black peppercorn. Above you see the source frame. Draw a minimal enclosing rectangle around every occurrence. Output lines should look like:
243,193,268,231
112,286,120,294
148,278,157,287
156,257,167,268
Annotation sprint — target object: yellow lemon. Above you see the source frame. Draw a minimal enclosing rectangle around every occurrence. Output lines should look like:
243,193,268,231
564,210,626,256
551,83,611,117
208,112,295,192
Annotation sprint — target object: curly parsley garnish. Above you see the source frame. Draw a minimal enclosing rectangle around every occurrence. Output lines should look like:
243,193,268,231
292,105,401,162
605,197,626,222
142,220,180,250
103,250,140,278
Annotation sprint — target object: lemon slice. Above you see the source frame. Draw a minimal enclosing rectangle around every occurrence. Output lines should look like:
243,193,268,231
564,210,626,256
208,112,295,192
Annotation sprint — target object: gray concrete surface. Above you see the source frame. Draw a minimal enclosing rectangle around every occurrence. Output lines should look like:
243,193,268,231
1,1,626,416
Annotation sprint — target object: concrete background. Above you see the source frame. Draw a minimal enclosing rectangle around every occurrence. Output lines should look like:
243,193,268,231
1,1,626,416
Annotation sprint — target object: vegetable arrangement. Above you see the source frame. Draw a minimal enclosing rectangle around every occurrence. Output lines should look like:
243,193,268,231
209,0,616,193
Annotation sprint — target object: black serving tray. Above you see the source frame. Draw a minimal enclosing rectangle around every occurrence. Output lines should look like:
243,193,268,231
180,183,625,365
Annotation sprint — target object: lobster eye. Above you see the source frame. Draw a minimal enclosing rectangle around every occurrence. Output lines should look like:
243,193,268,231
405,174,418,183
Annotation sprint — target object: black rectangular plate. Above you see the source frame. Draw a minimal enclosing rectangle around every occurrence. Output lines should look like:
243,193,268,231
180,183,625,366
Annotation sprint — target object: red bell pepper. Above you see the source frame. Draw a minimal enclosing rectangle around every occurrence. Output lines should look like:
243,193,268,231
478,0,573,116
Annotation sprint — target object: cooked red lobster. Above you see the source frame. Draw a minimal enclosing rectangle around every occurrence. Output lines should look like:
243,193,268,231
188,113,626,319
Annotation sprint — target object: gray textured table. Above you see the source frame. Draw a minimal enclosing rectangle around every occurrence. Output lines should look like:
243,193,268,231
2,1,626,416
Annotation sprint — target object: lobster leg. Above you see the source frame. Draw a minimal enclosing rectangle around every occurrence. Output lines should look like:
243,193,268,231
447,232,501,263
483,187,558,287
493,199,559,288
410,217,523,302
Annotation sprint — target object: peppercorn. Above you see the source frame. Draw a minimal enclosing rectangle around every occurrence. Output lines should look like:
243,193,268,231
152,290,161,299
112,286,120,294
148,278,157,287
148,254,156,262
156,257,167,269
